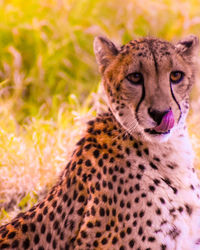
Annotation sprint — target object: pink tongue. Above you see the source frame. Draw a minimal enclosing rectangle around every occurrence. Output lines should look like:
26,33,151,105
154,110,174,133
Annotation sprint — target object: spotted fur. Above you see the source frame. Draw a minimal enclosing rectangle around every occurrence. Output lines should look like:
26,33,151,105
0,35,200,249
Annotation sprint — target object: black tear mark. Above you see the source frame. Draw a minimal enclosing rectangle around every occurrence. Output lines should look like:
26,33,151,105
170,83,182,122
135,83,145,122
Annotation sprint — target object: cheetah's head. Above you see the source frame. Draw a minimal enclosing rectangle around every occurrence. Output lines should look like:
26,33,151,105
94,35,199,143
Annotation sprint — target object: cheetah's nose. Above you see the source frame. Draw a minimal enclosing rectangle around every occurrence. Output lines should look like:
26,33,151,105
148,108,174,132
148,108,168,125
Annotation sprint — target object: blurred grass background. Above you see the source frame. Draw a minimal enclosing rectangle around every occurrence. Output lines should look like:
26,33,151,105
1,0,200,224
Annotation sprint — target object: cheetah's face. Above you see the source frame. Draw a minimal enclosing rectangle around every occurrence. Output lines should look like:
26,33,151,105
94,36,199,142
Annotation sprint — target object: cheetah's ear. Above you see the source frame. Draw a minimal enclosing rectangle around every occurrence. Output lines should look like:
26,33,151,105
94,36,118,74
175,35,199,58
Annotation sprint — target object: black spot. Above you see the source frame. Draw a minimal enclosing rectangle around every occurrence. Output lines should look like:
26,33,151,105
135,183,140,191
29,211,36,218
11,240,19,248
129,187,134,193
150,162,158,170
103,153,108,159
96,232,102,238
85,143,92,150
118,213,123,222
154,157,160,162
135,197,139,203
87,222,93,228
120,231,125,238
168,226,181,239
185,204,193,215
85,159,92,167
112,237,118,244
37,213,43,222
48,195,53,201
41,224,46,234
129,239,135,248
78,195,85,203
46,232,52,243
22,224,28,234
1,243,10,249
99,207,105,216
81,230,87,238
125,148,130,155
43,206,48,215
149,185,155,192
136,173,142,180
138,226,143,235
52,200,57,208
129,173,134,179
148,236,156,242
126,161,131,167
138,164,145,171
77,138,85,145
146,220,152,227
49,211,55,221
120,200,125,208
156,208,162,215
77,238,82,246
139,210,145,217
39,201,45,209
178,206,183,213
141,193,146,198
23,238,30,249
167,164,174,169
153,179,160,185
98,159,103,167
53,239,57,249
102,195,107,203
160,197,165,204
93,241,99,247
7,231,16,239
97,172,102,179
77,166,82,176
133,220,137,226
34,234,40,244
101,238,108,245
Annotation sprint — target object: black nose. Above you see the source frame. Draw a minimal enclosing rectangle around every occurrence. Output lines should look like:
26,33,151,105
148,108,169,125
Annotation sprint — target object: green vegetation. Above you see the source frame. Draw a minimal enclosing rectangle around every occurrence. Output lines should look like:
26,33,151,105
1,0,200,224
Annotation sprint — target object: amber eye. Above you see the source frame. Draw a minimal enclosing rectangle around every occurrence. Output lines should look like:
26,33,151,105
170,71,184,84
126,72,143,85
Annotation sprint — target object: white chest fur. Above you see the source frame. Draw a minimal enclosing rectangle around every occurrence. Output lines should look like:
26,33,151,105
123,130,200,249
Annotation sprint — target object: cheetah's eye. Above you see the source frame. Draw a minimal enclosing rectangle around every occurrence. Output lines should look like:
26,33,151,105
170,71,184,84
126,72,144,85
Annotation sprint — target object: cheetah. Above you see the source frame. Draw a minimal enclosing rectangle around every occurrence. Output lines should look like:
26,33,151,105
0,35,200,250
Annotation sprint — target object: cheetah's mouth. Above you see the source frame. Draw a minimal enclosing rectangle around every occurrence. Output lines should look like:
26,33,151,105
144,128,170,135
144,110,174,135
